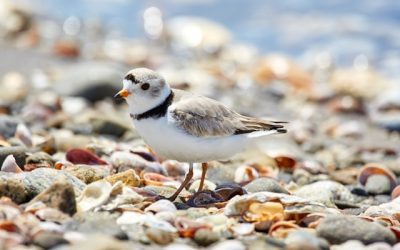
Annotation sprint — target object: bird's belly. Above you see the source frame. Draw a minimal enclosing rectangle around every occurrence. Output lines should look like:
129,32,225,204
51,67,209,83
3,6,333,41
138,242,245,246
133,118,247,162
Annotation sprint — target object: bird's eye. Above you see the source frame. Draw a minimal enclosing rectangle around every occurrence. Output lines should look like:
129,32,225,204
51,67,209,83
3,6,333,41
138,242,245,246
141,83,150,90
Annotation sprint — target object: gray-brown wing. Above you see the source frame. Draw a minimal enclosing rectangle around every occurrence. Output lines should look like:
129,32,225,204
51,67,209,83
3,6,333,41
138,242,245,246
169,95,286,138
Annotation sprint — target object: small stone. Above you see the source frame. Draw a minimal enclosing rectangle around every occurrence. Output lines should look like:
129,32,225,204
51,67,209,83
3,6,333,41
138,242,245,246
24,152,55,170
29,180,77,215
67,212,127,240
0,146,27,167
0,178,27,204
193,228,220,246
316,215,396,245
64,165,109,184
365,174,392,195
285,229,329,250
244,177,289,194
105,169,140,187
0,116,20,139
145,228,176,245
32,232,68,249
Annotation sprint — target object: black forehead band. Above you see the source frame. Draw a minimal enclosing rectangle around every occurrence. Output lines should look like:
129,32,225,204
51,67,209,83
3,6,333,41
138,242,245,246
125,74,139,84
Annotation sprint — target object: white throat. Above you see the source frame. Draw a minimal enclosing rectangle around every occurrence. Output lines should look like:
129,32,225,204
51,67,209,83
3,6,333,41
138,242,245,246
126,85,171,115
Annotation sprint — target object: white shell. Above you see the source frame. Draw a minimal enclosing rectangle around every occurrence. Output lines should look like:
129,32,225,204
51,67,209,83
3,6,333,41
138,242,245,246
144,199,177,214
117,211,177,233
234,165,259,183
15,123,32,147
230,223,255,236
77,180,112,212
189,179,216,193
1,155,22,173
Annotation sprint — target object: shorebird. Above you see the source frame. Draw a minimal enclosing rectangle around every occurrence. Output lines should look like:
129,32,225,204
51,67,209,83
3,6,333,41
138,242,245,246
115,68,287,200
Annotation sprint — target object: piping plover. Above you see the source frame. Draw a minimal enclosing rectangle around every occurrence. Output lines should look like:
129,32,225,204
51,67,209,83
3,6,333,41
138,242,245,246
115,68,287,200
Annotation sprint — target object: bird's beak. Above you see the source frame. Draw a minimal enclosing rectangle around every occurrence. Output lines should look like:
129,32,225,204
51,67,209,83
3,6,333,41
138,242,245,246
114,89,130,99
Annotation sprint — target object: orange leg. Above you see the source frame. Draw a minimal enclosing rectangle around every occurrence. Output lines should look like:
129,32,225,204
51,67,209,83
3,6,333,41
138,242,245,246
198,162,208,192
168,162,193,201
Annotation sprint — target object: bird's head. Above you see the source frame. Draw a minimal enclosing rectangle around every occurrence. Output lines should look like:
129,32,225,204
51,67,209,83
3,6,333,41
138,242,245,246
115,68,171,114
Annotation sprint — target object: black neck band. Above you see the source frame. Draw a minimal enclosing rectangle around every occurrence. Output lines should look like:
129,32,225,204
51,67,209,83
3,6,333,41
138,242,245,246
130,91,174,120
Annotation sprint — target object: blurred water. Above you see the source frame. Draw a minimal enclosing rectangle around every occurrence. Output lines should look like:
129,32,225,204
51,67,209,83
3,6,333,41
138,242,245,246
20,0,400,76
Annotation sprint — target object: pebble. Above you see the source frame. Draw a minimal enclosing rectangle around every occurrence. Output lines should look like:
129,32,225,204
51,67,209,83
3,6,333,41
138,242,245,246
294,180,355,208
0,168,85,200
145,227,176,245
0,116,20,139
0,146,27,168
285,230,329,250
193,228,220,246
316,215,396,245
0,178,27,204
32,231,68,249
64,164,109,184
244,177,289,194
28,180,77,215
365,174,392,195
66,212,127,240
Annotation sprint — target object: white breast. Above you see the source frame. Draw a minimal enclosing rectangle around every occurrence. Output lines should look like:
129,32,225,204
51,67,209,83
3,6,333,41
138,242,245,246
132,116,248,163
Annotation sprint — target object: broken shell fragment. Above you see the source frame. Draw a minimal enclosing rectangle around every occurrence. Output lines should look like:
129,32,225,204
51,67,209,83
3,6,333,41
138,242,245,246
234,165,259,183
1,155,23,173
144,199,177,214
76,180,112,212
66,148,108,165
391,185,400,200
243,202,284,222
269,220,299,239
105,169,140,188
358,164,397,190
141,172,181,189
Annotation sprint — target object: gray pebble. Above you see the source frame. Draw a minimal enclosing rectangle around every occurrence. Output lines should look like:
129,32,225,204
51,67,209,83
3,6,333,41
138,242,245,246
316,215,396,245
244,177,289,194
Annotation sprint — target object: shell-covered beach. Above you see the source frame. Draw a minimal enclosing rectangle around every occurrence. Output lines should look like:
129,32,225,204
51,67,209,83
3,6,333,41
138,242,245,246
0,1,400,249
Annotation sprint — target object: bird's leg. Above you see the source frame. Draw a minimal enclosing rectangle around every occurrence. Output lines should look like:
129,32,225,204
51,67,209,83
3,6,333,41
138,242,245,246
198,162,208,192
168,162,193,201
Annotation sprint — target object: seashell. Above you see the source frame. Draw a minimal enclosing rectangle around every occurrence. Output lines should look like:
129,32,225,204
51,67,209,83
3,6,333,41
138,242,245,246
35,207,71,224
141,172,181,189
196,214,234,234
145,227,176,245
163,160,187,177
214,183,246,201
358,164,397,190
1,155,23,173
24,152,55,171
392,185,400,200
243,202,284,222
174,217,210,238
229,223,254,236
143,185,191,199
130,150,157,162
269,220,299,238
111,151,165,174
0,220,16,232
117,211,177,233
274,155,297,172
105,169,140,188
0,204,21,221
234,165,259,183
189,179,216,193
14,123,32,147
186,190,225,208
100,187,144,211
66,148,108,165
145,199,177,214
76,180,112,212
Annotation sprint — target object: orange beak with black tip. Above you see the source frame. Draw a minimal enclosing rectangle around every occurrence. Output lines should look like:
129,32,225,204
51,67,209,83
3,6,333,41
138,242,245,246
114,89,130,99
